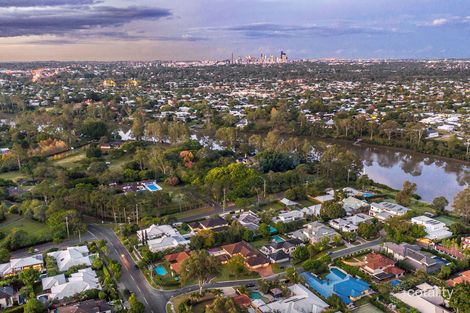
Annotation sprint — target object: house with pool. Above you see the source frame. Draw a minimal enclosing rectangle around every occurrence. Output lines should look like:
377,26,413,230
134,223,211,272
301,267,373,305
112,180,162,194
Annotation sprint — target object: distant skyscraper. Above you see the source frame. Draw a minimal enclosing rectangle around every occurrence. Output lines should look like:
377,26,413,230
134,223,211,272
280,51,288,62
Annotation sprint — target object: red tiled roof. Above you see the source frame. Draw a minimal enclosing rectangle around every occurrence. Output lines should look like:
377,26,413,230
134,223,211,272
447,270,470,287
233,294,251,308
222,241,257,258
436,245,464,259
364,253,395,270
384,266,405,275
164,251,190,263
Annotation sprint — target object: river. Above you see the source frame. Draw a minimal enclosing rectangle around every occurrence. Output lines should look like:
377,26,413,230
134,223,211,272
340,142,470,204
192,133,470,205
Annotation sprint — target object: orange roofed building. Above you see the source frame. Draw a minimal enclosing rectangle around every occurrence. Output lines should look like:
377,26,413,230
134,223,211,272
361,253,404,281
164,251,190,274
447,270,470,287
221,241,270,270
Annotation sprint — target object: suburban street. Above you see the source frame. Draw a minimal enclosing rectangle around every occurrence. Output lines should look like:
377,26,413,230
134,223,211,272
88,225,169,313
87,224,282,313
330,238,383,260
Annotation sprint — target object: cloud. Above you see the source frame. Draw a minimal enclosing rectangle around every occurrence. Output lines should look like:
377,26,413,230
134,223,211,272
424,16,470,27
22,32,208,44
0,0,99,7
431,18,448,26
199,22,388,39
0,5,172,37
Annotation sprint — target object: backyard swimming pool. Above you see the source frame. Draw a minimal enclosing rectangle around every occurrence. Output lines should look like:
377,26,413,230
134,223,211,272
269,226,277,234
250,292,263,300
390,279,401,287
272,235,285,243
155,264,168,276
145,182,162,192
301,267,371,304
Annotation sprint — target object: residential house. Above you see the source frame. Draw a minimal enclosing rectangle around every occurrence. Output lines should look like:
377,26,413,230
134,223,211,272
301,204,321,217
45,268,101,300
0,286,15,309
0,254,44,277
370,202,410,220
411,216,452,240
221,241,270,270
255,284,329,313
462,236,470,250
291,221,339,243
47,246,93,272
342,197,369,214
147,235,190,253
54,299,113,313
42,274,67,293
232,294,251,310
383,242,442,273
137,224,180,241
393,283,451,313
237,211,261,231
434,244,464,260
189,216,229,233
361,253,404,280
260,239,304,263
280,198,299,207
329,213,373,233
164,251,190,274
273,210,304,223
447,270,470,287
313,194,335,203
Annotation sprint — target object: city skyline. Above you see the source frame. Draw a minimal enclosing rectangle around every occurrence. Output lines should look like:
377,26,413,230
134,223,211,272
1,0,470,61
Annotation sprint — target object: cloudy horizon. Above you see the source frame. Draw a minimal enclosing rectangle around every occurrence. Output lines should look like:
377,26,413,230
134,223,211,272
0,0,469,61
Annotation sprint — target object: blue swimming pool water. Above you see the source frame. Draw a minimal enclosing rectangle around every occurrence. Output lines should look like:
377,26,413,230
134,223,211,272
301,268,370,304
250,292,262,300
155,264,167,276
272,235,285,243
362,193,374,197
390,279,401,286
269,226,277,234
145,182,162,191
432,256,450,266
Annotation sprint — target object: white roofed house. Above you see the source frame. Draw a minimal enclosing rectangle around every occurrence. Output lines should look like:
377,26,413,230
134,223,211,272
41,268,101,301
301,204,321,217
369,201,410,221
291,221,339,243
411,216,453,240
342,197,369,215
0,254,44,278
136,224,179,241
147,235,190,253
237,211,261,231
257,284,329,313
273,210,304,223
137,224,190,252
47,246,93,272
329,213,373,233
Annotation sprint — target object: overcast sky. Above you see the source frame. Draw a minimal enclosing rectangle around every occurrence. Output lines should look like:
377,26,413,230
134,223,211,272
0,0,469,61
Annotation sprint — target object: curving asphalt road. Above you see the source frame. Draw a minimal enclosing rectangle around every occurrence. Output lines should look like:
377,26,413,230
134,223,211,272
87,224,278,313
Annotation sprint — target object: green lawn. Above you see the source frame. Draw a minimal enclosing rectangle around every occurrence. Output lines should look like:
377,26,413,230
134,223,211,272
353,302,385,313
0,214,52,242
434,215,460,226
0,171,27,182
170,207,215,220
212,264,260,282
53,151,86,168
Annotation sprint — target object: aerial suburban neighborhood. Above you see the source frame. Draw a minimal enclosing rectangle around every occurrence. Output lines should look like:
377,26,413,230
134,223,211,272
0,58,469,313
0,1,470,313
